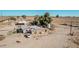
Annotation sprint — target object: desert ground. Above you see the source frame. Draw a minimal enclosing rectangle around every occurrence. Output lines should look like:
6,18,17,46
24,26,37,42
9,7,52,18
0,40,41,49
0,16,79,48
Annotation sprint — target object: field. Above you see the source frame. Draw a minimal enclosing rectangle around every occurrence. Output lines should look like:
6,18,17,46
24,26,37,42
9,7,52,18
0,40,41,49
0,16,79,48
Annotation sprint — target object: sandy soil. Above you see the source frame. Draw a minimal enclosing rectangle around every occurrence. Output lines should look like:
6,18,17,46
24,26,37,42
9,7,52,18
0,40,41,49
0,17,79,48
0,23,71,48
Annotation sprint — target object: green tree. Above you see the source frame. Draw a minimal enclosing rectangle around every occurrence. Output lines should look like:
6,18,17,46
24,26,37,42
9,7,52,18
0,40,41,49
31,12,52,28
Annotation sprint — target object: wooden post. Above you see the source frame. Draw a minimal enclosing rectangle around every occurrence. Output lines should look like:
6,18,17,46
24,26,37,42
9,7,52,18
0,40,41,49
70,19,73,36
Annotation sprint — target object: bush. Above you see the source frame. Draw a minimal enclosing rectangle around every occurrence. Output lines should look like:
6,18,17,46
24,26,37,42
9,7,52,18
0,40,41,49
9,17,16,21
31,12,52,28
22,15,26,19
31,20,38,25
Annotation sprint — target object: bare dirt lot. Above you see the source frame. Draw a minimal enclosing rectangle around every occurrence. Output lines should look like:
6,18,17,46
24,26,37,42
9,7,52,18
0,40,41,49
0,17,79,48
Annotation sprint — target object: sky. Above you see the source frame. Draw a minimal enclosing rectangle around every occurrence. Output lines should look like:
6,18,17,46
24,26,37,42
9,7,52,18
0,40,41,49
0,10,79,16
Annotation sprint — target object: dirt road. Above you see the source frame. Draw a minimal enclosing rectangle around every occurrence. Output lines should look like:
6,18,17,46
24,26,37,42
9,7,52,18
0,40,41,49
0,24,71,48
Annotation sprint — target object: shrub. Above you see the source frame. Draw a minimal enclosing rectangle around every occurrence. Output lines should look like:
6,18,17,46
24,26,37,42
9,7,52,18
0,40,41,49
22,15,26,19
31,12,52,28
9,17,16,21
